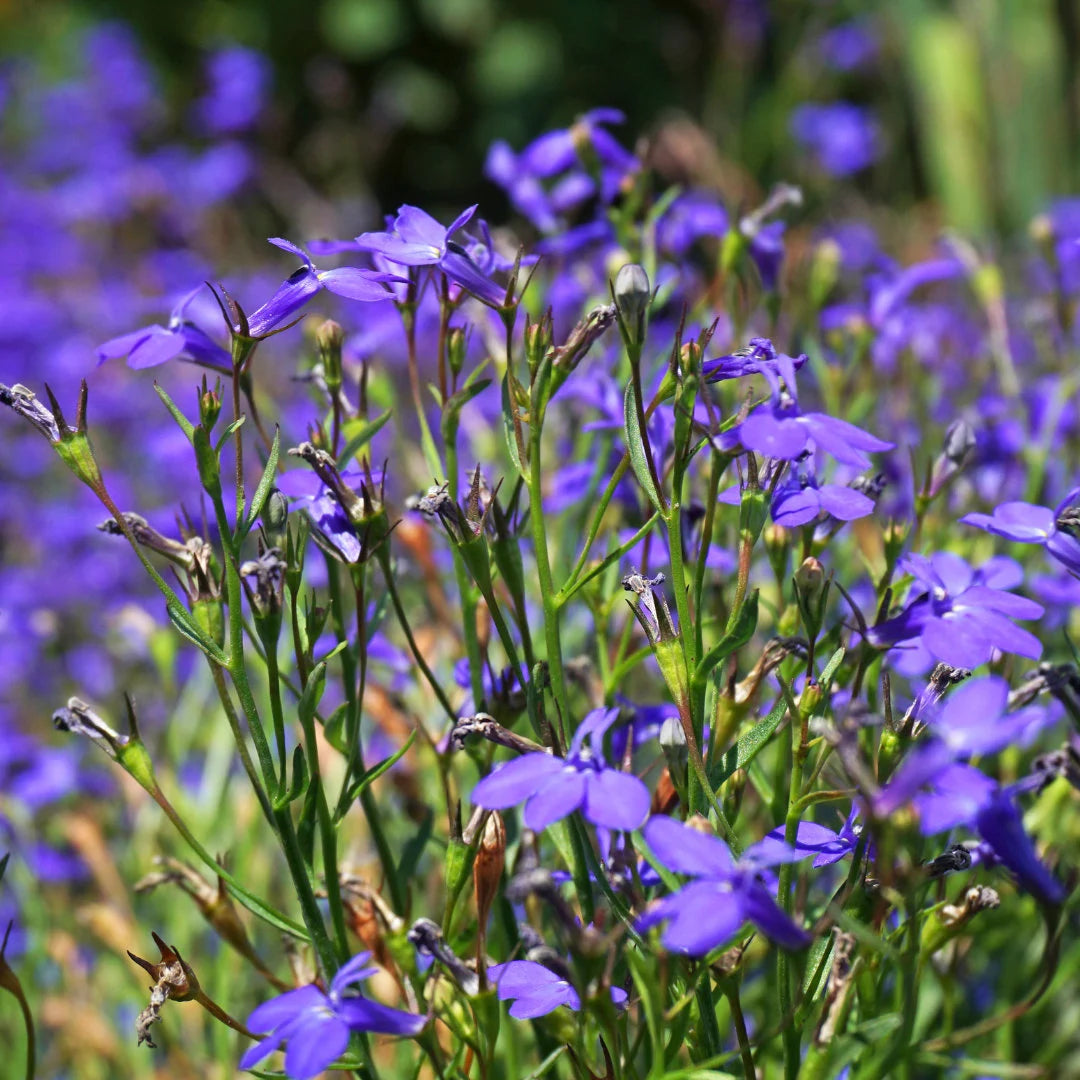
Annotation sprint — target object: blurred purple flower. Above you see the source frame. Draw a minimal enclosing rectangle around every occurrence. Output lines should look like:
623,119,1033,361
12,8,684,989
791,103,881,177
472,707,650,832
241,952,425,1080
194,47,270,135
817,20,879,72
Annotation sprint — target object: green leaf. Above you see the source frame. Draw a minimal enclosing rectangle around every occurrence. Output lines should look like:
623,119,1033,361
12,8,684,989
273,746,310,809
214,414,246,454
710,693,787,789
626,946,665,1079
153,382,195,442
336,731,416,821
501,372,527,478
243,426,281,536
694,591,759,686
337,410,391,467
624,378,664,513
397,809,434,882
166,598,229,664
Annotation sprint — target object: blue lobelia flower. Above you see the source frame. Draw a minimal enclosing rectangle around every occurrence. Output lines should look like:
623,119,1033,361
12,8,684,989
242,238,404,338
701,336,806,399
637,816,811,955
353,204,505,306
869,553,1044,669
770,468,877,528
487,960,628,1019
961,490,1080,576
96,288,231,371
241,952,425,1080
471,707,650,832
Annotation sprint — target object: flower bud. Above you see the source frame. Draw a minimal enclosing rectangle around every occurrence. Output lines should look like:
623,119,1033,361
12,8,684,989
447,326,467,380
261,488,289,549
316,319,345,391
658,715,688,777
614,263,651,347
198,376,222,433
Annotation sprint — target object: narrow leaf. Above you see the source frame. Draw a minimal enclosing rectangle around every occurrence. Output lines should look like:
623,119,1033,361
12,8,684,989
624,379,663,513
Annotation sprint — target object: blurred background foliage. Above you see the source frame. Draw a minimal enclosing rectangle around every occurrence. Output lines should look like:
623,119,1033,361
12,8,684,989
4,0,1078,236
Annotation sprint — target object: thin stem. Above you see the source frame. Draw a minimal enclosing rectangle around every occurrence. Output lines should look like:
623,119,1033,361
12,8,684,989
724,982,756,1079
378,547,458,723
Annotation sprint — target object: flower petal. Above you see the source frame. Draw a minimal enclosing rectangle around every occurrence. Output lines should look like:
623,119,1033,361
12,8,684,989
642,815,734,878
472,754,563,810
523,769,586,831
583,769,650,831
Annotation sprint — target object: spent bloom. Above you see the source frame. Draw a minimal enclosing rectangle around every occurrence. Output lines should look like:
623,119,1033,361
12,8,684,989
471,707,650,832
241,952,425,1080
870,553,1044,669
638,816,811,955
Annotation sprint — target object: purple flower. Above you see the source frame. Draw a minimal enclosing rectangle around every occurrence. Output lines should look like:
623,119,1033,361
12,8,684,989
816,20,879,72
353,205,504,306
241,952,425,1080
759,810,863,869
485,109,635,232
702,337,806,402
771,470,876,528
727,399,893,470
870,553,1044,669
638,816,811,955
96,288,231,370
471,707,650,832
487,960,628,1019
791,103,881,177
962,491,1080,576
242,239,403,338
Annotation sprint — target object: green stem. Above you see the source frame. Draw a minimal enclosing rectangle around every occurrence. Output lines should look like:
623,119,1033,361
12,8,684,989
527,411,572,745
377,547,458,723
212,492,337,976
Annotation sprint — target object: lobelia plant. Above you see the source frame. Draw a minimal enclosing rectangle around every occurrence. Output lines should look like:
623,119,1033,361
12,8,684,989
1,57,1079,1080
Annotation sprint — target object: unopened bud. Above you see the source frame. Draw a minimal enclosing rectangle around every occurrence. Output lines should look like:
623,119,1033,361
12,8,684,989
614,263,651,346
658,715,688,776
447,326,467,379
794,556,825,597
199,377,222,432
316,319,345,390
261,488,289,549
